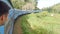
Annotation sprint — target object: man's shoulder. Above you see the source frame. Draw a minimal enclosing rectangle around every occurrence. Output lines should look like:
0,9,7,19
0,25,4,34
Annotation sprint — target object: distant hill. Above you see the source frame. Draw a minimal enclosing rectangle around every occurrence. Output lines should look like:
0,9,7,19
52,3,60,13
42,3,60,13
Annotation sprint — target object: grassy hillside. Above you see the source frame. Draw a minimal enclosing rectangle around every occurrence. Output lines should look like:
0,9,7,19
14,11,60,34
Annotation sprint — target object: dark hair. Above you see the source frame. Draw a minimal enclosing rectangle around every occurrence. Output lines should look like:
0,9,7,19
0,1,10,16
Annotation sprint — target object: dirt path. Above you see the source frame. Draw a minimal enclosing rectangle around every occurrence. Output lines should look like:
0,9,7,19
13,17,23,34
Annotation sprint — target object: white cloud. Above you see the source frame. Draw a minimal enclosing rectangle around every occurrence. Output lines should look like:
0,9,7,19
37,0,60,9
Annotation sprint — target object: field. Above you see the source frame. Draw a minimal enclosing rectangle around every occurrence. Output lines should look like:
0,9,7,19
14,11,60,34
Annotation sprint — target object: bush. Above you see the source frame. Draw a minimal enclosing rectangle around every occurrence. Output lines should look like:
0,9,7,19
41,11,48,17
36,11,48,18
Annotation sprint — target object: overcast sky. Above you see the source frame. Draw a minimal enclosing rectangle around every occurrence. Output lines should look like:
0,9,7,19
37,0,60,9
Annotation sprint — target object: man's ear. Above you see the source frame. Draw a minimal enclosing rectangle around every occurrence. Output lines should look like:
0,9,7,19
0,15,5,25
0,15,6,22
0,15,3,21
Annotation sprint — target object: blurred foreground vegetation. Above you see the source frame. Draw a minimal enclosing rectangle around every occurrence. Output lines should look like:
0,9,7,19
19,11,60,34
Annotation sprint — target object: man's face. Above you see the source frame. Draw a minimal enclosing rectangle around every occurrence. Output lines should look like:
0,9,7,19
0,14,8,25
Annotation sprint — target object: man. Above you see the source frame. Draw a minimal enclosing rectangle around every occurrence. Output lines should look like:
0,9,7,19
0,1,10,34
0,1,10,26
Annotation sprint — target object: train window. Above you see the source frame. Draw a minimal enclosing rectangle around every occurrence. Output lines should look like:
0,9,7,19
4,0,60,34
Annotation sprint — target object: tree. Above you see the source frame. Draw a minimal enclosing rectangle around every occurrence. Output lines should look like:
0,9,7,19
11,0,38,10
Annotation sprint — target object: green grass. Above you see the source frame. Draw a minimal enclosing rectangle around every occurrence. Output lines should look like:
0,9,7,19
20,12,60,34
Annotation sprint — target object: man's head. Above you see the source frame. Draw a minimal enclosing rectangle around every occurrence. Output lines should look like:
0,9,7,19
0,1,10,25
